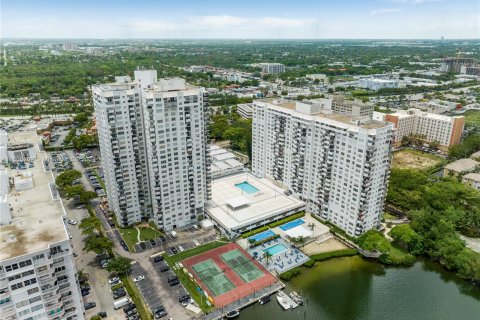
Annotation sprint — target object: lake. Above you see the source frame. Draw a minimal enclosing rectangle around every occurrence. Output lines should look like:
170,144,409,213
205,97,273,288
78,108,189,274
238,256,480,320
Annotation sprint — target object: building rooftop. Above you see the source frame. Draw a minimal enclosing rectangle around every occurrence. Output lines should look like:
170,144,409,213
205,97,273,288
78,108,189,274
206,173,305,231
257,98,388,130
463,172,480,182
0,130,68,260
391,108,462,121
445,158,479,173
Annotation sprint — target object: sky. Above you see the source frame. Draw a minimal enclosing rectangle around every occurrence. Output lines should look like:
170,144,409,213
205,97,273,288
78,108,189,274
1,0,479,39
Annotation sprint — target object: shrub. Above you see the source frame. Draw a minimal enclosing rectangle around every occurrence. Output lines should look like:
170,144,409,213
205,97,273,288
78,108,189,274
303,259,315,268
279,267,302,281
309,249,358,262
268,212,305,228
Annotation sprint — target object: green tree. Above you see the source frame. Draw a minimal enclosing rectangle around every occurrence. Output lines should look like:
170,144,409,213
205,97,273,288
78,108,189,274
80,190,97,204
84,235,113,254
79,216,102,235
55,169,81,189
107,257,132,275
74,112,89,124
389,224,424,254
356,230,390,253
63,185,85,199
90,316,102,320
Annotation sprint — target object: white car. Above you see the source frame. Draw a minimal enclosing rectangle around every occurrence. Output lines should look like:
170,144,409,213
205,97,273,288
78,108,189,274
193,240,200,247
68,219,77,225
192,224,199,231
108,277,120,284
133,275,145,283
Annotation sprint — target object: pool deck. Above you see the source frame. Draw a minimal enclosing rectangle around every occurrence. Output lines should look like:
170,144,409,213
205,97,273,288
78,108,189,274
246,238,310,275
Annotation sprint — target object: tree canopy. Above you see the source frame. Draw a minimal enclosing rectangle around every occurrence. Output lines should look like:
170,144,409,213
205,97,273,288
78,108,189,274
55,169,81,189
107,257,132,275
356,230,390,253
83,235,113,254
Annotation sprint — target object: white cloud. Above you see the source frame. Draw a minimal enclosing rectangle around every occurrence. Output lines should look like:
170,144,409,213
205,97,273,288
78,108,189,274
188,15,315,28
370,8,403,16
389,0,442,4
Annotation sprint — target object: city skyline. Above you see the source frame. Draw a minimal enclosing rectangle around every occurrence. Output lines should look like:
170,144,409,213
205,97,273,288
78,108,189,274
1,0,479,39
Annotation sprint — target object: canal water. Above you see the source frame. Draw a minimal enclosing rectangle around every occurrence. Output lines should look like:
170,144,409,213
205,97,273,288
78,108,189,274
239,256,480,320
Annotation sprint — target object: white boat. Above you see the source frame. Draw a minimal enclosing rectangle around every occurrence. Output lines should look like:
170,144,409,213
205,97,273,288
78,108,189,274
276,293,291,310
225,309,240,318
289,291,303,305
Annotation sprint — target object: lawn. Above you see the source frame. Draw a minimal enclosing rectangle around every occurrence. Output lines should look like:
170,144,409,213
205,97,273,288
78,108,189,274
120,274,152,320
464,110,480,127
383,212,398,220
162,241,228,313
392,149,443,170
119,226,164,251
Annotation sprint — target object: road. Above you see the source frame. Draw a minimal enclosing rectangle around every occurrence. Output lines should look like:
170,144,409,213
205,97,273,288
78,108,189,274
460,235,480,253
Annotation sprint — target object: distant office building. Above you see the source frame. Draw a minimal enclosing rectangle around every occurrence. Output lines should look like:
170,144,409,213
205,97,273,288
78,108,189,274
236,103,254,119
252,98,393,237
385,109,465,149
306,74,327,82
331,95,374,118
259,63,285,74
0,130,83,320
62,42,79,51
440,57,478,74
93,70,210,230
358,78,404,91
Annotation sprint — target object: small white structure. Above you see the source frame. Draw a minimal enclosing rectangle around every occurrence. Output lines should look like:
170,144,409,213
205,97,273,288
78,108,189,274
284,225,313,239
205,173,305,238
209,145,244,178
200,219,214,230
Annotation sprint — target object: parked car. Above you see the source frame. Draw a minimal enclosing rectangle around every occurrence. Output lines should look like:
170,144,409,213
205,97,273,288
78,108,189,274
170,247,178,254
97,311,107,318
154,311,168,319
81,290,90,297
159,266,170,273
133,275,145,283
178,245,185,252
153,306,165,314
179,294,191,302
149,239,156,246
108,277,120,284
123,303,136,312
192,224,199,230
126,309,138,317
139,242,147,250
67,219,77,225
84,302,96,310
153,256,164,263
193,240,200,247
113,291,126,300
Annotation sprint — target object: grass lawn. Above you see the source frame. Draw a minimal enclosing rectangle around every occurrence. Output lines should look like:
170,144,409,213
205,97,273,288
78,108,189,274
119,226,164,251
118,228,138,251
383,212,398,220
464,110,480,127
392,149,443,170
120,274,152,320
162,240,228,313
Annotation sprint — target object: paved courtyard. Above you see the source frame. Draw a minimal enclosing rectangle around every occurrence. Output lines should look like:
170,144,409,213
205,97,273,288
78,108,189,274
247,237,310,275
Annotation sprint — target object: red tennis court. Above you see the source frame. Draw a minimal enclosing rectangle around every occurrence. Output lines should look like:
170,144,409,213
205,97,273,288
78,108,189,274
182,243,277,308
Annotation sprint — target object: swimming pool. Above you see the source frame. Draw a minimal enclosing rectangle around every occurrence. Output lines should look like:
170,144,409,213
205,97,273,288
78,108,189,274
263,243,288,256
279,218,305,231
248,230,275,242
235,181,260,194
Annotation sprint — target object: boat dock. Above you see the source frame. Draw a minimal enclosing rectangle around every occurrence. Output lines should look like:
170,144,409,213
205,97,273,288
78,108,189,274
277,290,299,309
202,282,285,320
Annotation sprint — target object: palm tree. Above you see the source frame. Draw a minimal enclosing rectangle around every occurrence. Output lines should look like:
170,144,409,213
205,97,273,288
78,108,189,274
263,251,273,266
248,238,256,248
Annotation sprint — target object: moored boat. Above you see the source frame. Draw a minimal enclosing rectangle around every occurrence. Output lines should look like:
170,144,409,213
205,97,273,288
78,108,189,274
259,295,271,305
226,309,240,318
289,291,303,305
276,293,291,310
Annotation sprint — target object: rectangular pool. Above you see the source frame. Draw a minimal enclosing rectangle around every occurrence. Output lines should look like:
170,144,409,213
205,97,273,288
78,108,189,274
235,181,260,194
279,218,305,231
263,244,288,256
248,230,275,243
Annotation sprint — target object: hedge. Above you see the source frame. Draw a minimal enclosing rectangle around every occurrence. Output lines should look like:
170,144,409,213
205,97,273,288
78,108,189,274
248,234,280,247
279,267,302,281
240,211,306,238
309,249,358,262
241,226,270,239
268,212,305,228
303,259,315,268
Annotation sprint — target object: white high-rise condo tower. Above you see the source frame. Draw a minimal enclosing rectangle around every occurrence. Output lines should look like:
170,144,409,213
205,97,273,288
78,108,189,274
93,70,211,230
252,98,393,237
